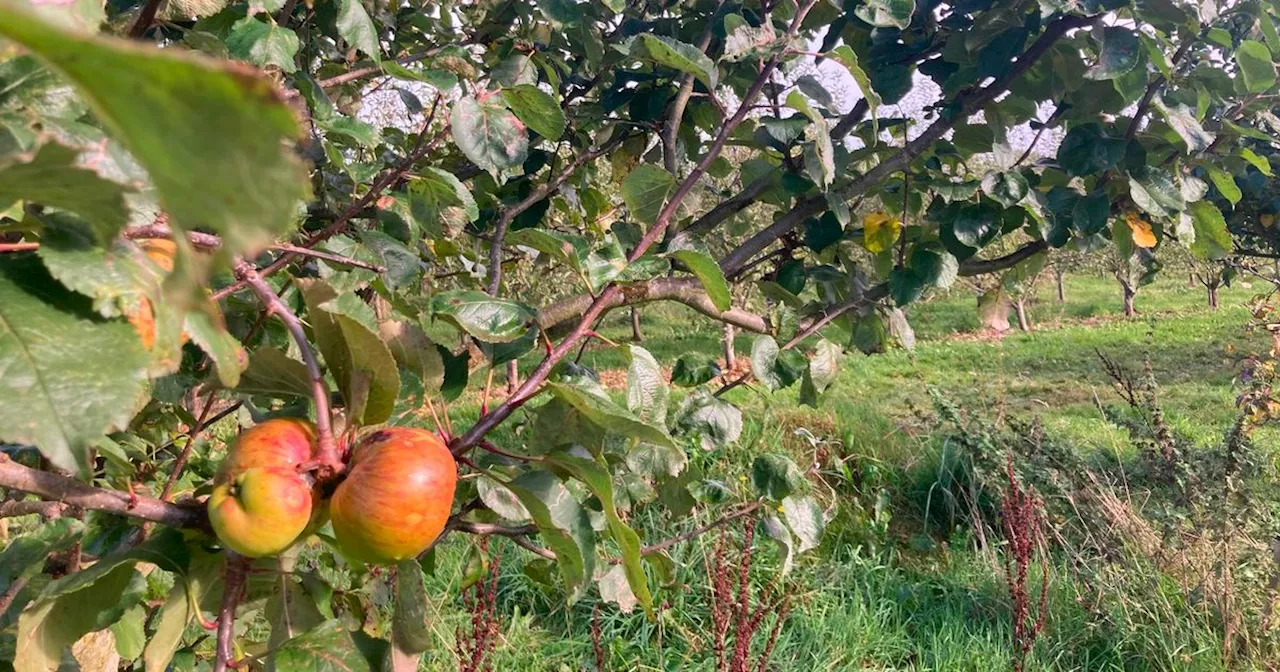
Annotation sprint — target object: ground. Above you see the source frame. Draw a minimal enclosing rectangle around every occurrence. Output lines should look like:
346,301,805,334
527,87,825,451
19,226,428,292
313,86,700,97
408,271,1276,671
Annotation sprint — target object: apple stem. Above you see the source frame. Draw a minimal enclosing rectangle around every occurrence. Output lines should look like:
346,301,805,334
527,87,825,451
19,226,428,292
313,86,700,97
213,552,250,672
232,259,344,481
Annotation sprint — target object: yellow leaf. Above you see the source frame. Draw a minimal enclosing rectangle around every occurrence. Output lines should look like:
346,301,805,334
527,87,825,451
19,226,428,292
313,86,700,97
1125,211,1157,248
862,211,901,254
1262,213,1276,228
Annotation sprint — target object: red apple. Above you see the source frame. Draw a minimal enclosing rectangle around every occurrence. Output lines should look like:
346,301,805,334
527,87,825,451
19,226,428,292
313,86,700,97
208,467,313,557
329,428,457,565
207,418,320,557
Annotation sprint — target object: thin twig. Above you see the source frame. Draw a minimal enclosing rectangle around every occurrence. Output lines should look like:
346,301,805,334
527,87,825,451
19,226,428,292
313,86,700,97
0,242,39,252
160,388,219,501
231,259,341,478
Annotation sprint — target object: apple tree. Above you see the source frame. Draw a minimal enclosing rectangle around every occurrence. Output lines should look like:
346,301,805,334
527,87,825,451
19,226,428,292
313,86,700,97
0,0,1277,668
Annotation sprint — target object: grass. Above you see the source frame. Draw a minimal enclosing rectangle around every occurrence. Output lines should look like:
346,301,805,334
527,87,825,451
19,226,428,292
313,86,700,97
403,271,1276,671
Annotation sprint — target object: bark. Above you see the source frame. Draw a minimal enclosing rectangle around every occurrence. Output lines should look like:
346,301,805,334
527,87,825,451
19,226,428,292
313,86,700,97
723,323,737,370
1014,299,1031,332
1209,284,1219,310
1055,270,1066,303
1188,272,1197,288
630,307,643,342
1122,283,1137,317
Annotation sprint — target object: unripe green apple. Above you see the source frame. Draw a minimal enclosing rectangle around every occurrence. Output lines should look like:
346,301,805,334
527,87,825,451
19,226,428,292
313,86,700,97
329,428,457,565
207,466,314,557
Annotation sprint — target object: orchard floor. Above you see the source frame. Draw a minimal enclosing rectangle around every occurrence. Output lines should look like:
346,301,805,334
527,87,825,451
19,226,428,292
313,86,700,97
417,273,1277,671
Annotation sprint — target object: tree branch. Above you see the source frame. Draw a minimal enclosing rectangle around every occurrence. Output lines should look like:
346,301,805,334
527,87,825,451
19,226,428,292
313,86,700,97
212,100,446,302
448,0,822,456
486,132,632,294
231,259,341,478
536,276,771,334
213,553,250,672
719,13,1095,278
662,1,725,175
0,454,208,530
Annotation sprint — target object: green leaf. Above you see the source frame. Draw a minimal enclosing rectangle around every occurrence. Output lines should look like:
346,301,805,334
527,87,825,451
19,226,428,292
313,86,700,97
272,620,374,672
407,167,478,237
501,469,596,602
237,347,312,398
1235,40,1277,94
16,529,188,672
980,170,1029,207
751,453,804,500
0,142,131,242
722,14,778,62
854,0,914,29
297,278,400,425
583,238,627,293
1154,98,1214,153
623,345,668,429
750,336,783,392
622,164,677,226
0,256,149,473
546,381,676,448
500,84,566,141
335,0,379,60
544,453,654,616
378,320,443,390
184,308,244,388
1085,26,1140,80
430,290,534,342
1071,191,1110,236
626,440,688,479
1056,123,1125,176
111,605,146,662
451,94,528,176
143,550,223,672
226,17,300,72
674,390,742,451
1129,167,1184,218
539,0,583,26
0,5,309,259
35,216,154,320
437,345,469,402
827,45,881,129
781,494,825,553
669,250,731,312
635,34,717,89
0,518,83,593
1189,200,1231,260
391,561,431,660
671,352,721,387
1239,148,1274,176
1206,166,1241,206
948,202,1002,249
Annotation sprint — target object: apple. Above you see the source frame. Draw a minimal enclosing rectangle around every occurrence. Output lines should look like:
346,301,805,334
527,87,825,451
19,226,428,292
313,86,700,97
208,467,313,557
329,428,457,565
207,418,321,557
216,417,317,476
125,238,184,350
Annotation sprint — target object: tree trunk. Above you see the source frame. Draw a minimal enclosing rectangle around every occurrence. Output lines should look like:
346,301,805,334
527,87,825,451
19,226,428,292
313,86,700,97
1188,272,1197,288
1122,283,1137,317
1208,284,1219,310
1013,298,1031,332
630,307,643,342
1055,270,1066,303
506,360,518,394
722,323,737,371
